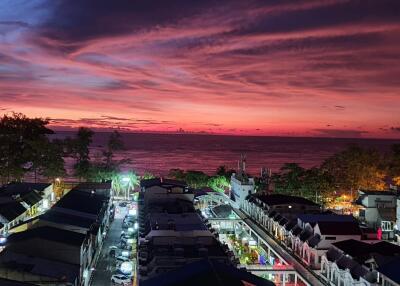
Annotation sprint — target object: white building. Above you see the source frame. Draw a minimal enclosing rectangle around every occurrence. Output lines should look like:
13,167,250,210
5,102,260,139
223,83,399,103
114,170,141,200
355,190,397,240
321,239,400,286
230,155,256,208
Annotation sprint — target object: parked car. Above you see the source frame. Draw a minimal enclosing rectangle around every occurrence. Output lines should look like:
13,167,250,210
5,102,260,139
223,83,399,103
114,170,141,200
115,255,130,265
109,245,118,255
111,274,130,285
119,202,128,207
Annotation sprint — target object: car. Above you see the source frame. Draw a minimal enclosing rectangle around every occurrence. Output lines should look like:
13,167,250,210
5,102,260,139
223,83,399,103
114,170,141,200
111,274,131,285
115,255,130,266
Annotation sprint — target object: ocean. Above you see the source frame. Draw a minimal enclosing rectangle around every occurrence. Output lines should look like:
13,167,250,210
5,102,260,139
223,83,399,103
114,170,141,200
54,132,399,177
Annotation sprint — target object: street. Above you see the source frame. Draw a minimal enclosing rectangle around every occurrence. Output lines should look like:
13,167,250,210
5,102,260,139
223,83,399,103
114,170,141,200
91,205,128,286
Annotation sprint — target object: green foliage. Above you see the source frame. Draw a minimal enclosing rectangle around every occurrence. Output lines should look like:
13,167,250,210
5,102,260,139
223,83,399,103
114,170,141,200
321,145,386,192
102,130,125,171
216,165,235,180
141,172,155,180
67,127,94,181
0,112,55,183
388,144,400,185
207,175,230,193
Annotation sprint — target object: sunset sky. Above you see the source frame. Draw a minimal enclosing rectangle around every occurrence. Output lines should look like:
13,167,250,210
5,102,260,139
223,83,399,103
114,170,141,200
0,0,399,138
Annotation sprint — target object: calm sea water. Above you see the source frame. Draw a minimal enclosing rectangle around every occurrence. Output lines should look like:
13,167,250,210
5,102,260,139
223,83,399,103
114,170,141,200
53,132,399,177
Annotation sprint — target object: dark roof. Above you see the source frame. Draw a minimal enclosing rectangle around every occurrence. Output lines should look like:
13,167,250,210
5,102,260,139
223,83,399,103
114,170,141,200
7,226,86,247
291,225,303,236
0,278,36,286
40,209,96,229
299,230,313,242
0,183,50,196
54,189,106,215
140,178,187,189
359,190,397,196
141,259,275,286
279,217,289,226
284,220,297,231
332,239,373,258
19,191,42,206
317,221,361,235
73,181,111,190
307,234,321,248
0,202,27,221
378,256,400,283
297,214,356,224
371,241,400,257
0,250,79,283
332,240,400,265
211,204,233,219
254,194,318,207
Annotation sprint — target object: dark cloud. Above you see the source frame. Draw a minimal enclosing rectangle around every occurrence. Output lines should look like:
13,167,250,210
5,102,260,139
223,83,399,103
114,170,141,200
230,0,400,36
314,128,368,138
391,127,400,132
39,0,237,43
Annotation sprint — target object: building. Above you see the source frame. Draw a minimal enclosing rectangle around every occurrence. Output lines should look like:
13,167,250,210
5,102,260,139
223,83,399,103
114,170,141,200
0,183,53,234
355,190,397,240
0,278,36,286
230,155,256,208
396,197,400,244
0,226,85,286
0,182,112,286
141,258,275,286
321,239,400,286
138,178,233,282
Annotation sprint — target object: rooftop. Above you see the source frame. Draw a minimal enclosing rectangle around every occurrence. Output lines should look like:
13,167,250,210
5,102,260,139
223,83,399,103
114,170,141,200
0,249,79,284
140,178,187,189
253,194,319,207
141,258,275,286
332,239,400,264
7,226,86,247
73,181,111,190
54,189,107,215
40,209,96,229
378,256,400,284
358,190,397,196
0,278,36,286
149,213,207,231
317,221,361,236
297,214,356,224
0,183,51,196
0,201,27,222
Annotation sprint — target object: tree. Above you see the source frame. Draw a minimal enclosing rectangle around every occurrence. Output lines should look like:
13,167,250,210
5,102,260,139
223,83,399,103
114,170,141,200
141,172,155,180
388,144,400,186
216,165,235,181
185,170,209,189
68,127,94,181
208,175,230,193
321,145,386,196
276,163,305,196
168,168,186,181
40,139,66,181
103,130,124,171
299,167,335,204
0,112,54,183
